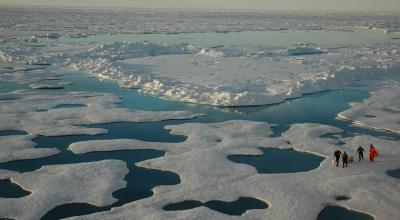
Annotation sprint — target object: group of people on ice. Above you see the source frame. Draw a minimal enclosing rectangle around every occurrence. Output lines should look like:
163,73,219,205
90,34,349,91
333,144,377,168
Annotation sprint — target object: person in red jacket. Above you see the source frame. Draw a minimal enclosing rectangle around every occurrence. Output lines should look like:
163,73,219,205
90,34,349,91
369,144,377,162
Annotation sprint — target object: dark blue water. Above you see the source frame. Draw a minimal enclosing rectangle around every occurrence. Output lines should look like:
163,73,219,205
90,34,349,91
0,179,30,198
163,197,268,216
317,206,374,220
228,148,324,173
0,130,28,136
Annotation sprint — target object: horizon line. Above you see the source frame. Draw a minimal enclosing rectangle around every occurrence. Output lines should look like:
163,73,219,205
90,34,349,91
1,4,400,14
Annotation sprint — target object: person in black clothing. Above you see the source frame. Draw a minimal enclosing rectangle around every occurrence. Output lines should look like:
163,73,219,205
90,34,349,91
334,150,342,167
356,145,365,161
342,151,348,168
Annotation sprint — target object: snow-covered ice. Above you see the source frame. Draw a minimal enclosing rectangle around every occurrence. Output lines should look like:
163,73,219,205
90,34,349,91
67,121,400,220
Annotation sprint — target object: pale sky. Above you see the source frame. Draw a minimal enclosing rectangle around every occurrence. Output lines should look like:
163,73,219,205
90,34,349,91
0,0,400,11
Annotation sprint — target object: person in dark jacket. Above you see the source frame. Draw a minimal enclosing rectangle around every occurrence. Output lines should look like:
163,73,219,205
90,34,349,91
342,151,349,168
334,150,342,167
356,145,365,161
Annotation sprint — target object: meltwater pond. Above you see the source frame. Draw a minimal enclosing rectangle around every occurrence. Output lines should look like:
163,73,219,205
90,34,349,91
163,197,268,216
317,206,374,220
0,179,30,198
387,169,400,179
228,148,324,174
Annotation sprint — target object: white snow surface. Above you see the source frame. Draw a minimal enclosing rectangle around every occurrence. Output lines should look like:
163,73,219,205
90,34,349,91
0,160,128,220
338,83,400,133
68,121,400,220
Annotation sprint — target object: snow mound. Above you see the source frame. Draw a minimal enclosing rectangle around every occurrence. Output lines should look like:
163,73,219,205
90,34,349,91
286,44,324,56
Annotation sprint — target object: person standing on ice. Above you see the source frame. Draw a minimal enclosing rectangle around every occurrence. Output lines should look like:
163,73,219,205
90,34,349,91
334,150,342,167
342,151,349,168
356,145,365,161
369,144,377,162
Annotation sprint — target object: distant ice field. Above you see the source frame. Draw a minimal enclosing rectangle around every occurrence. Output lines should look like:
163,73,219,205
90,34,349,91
40,29,399,47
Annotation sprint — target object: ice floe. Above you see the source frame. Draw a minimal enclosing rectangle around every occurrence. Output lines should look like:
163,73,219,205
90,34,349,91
0,160,128,220
0,134,59,163
338,84,400,133
67,121,400,220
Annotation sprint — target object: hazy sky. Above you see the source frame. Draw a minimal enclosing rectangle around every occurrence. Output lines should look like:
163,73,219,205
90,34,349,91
1,0,400,11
